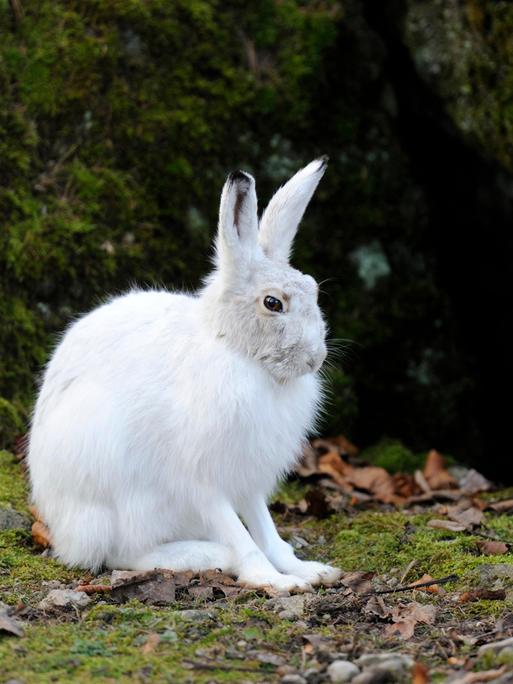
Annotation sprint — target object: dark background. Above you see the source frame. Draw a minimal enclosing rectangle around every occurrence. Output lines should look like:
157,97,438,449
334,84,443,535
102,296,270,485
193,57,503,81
1,1,512,480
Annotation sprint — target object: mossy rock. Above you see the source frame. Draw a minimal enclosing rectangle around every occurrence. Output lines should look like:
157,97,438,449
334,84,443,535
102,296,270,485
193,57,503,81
0,397,24,449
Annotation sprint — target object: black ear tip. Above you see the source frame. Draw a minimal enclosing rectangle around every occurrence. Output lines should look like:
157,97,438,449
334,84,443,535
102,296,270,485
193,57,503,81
318,155,329,167
228,169,251,184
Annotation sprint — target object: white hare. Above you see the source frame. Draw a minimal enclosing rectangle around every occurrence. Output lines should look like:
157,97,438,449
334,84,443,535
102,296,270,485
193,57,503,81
28,157,342,592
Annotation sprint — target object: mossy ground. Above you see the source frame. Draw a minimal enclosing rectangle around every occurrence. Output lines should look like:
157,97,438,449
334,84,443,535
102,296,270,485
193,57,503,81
1,451,512,682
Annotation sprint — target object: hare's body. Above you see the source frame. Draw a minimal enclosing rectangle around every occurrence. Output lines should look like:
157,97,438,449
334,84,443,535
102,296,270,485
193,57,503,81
29,159,342,591
31,290,318,570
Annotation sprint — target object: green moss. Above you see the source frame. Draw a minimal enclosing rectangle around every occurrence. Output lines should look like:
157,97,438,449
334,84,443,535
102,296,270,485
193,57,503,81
307,509,513,585
0,450,28,511
0,400,24,451
360,438,425,473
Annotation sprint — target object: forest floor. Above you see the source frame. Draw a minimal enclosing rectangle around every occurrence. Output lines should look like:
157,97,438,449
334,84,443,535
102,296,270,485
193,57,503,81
1,441,513,684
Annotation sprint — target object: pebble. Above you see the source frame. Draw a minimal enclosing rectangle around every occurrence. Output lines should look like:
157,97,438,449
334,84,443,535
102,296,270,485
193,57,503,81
477,564,513,583
281,676,307,684
355,653,413,673
351,668,392,684
0,508,30,531
38,589,91,610
327,660,360,682
478,636,513,656
268,594,307,618
178,609,214,621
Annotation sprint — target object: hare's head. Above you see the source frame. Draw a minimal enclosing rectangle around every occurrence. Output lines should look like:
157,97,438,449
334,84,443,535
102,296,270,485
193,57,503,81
202,158,329,383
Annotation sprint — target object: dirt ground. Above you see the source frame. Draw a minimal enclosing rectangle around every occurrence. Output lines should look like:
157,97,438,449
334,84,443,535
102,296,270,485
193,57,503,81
1,446,513,684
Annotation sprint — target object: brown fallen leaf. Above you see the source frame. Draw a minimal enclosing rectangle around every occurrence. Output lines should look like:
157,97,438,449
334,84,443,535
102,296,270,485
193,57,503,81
393,473,416,498
414,469,432,494
110,569,178,605
459,469,492,495
341,571,375,595
296,443,320,477
423,450,457,490
427,519,466,532
363,595,390,618
317,450,354,491
410,574,445,595
347,465,398,504
383,602,436,640
326,434,359,458
458,589,506,603
0,602,24,637
487,499,513,514
478,540,508,555
141,632,160,654
32,520,51,548
447,503,484,529
412,661,429,684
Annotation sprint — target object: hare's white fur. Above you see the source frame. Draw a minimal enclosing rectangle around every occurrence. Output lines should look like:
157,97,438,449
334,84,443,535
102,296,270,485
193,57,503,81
28,158,342,591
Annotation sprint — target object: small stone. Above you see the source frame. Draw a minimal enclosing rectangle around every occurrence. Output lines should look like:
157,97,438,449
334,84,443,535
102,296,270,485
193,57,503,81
250,651,286,666
269,594,307,618
290,535,309,549
352,669,392,684
477,564,513,584
38,589,91,610
0,508,31,531
478,636,513,656
281,676,307,684
178,609,214,621
355,653,413,673
327,660,360,682
41,580,65,590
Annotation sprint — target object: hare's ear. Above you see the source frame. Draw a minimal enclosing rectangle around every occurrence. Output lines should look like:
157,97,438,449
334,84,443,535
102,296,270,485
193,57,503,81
217,170,259,273
259,157,328,263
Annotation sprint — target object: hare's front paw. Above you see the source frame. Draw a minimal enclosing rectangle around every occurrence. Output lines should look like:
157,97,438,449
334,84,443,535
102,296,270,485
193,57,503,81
283,561,343,587
238,571,313,593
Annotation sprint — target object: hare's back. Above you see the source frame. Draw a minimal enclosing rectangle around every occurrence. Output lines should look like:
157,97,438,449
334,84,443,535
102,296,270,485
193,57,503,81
38,290,198,404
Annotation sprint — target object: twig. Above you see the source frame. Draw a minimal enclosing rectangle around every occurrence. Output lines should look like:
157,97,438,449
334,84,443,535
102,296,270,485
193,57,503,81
362,573,459,597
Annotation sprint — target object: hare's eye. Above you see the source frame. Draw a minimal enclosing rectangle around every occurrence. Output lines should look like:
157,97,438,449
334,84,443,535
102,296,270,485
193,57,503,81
264,295,283,313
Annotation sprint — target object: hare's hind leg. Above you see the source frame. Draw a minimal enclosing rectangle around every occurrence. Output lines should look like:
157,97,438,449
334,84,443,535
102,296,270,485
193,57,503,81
108,541,235,573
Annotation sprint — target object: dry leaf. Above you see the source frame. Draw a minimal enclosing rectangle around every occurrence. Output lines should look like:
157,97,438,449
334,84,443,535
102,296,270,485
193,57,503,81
459,469,492,495
423,450,457,490
447,504,483,529
327,434,359,457
487,499,513,514
478,541,508,555
412,661,429,684
458,589,506,603
317,451,354,491
110,569,177,605
141,632,160,654
427,519,466,532
410,574,444,595
32,520,51,548
347,465,397,504
384,602,436,640
363,595,390,618
341,571,375,594
296,443,319,477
